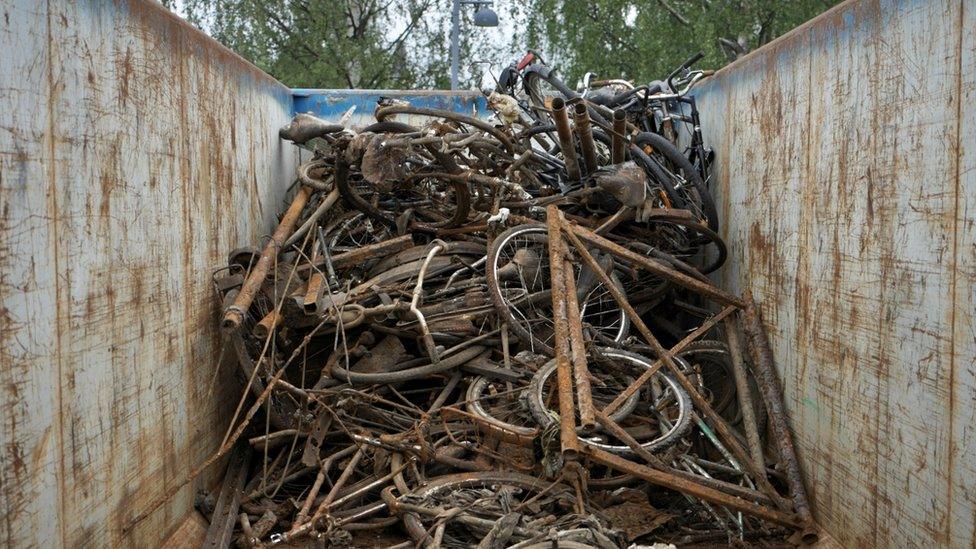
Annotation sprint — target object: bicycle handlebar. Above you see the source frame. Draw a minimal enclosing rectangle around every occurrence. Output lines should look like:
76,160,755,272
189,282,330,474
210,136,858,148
667,51,705,92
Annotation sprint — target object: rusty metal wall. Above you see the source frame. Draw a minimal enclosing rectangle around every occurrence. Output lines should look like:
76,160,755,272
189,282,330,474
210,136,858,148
0,0,299,546
692,0,975,546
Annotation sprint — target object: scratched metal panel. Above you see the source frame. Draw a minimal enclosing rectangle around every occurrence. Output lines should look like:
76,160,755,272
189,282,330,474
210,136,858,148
949,1,976,544
693,0,974,546
0,1,298,546
0,2,62,547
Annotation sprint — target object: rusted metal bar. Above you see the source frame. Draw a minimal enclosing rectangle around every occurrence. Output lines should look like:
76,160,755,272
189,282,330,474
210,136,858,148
565,271,596,431
602,305,737,416
594,409,666,467
560,222,781,501
303,272,326,313
322,466,404,512
248,429,300,449
298,234,414,275
431,522,447,548
551,97,581,182
572,102,598,175
293,463,328,528
203,445,251,548
724,314,766,474
569,222,747,308
582,445,803,529
292,446,357,531
285,186,340,248
742,298,818,542
594,409,774,505
328,234,414,269
318,446,365,511
436,223,489,236
561,216,596,431
428,371,462,414
253,309,281,340
546,205,580,459
223,185,313,331
611,108,627,164
594,206,633,235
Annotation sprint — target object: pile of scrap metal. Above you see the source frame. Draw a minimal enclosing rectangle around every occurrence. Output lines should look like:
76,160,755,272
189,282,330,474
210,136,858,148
206,60,818,548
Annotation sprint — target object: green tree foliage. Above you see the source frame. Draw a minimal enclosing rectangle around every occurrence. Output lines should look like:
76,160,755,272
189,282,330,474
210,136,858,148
167,0,457,88
165,0,839,89
524,0,840,84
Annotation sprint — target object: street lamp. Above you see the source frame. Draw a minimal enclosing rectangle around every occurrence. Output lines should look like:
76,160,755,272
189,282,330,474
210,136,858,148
450,0,498,90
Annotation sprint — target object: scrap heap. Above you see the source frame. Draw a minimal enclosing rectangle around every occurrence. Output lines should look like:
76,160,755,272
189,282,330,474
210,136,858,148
205,55,818,548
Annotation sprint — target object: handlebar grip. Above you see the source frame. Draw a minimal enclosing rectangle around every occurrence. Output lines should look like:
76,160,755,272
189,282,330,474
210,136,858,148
683,51,705,69
667,51,706,92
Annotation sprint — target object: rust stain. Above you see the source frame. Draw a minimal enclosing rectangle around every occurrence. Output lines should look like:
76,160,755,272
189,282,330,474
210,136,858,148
123,0,285,90
117,45,132,107
0,0,295,546
694,0,972,546
30,425,52,471
98,169,114,221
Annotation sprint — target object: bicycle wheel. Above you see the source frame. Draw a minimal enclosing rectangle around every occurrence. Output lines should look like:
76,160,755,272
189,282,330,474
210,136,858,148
633,131,718,233
336,151,472,231
466,376,539,444
522,65,577,116
375,105,517,155
526,348,693,455
399,471,575,546
486,224,629,355
623,213,728,274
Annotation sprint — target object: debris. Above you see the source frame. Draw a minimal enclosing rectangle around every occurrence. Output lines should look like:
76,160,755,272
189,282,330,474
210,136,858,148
278,112,345,144
488,91,521,124
602,499,672,541
210,52,818,547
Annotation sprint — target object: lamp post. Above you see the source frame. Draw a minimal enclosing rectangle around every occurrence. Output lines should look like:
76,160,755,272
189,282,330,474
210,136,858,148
450,0,499,90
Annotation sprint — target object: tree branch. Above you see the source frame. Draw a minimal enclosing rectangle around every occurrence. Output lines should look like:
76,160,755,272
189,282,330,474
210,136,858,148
656,0,691,26
718,36,749,60
364,1,433,87
585,5,638,54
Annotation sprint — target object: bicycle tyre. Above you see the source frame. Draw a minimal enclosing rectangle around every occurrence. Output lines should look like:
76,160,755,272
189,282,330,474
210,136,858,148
526,348,693,455
633,131,719,233
485,224,630,355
